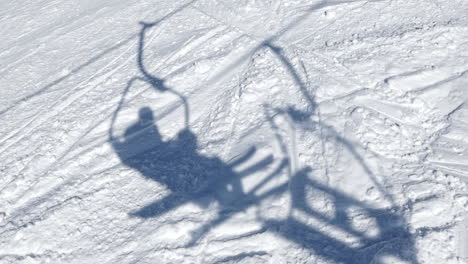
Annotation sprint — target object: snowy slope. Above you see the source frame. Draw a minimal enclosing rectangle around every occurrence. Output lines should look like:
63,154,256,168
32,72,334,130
1,0,468,263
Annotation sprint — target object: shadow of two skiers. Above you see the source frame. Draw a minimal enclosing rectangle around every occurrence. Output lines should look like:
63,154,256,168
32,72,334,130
111,106,274,219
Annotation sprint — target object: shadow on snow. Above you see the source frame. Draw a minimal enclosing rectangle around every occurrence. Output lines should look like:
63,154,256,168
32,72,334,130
108,2,418,263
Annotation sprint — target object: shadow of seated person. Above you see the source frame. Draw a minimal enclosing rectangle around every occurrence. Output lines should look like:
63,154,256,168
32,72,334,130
113,107,163,158
111,107,246,218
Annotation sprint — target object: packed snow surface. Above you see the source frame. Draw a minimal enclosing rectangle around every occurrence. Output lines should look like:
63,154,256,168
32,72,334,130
1,0,468,263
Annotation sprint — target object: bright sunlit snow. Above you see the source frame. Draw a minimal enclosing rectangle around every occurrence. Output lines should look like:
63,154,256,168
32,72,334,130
1,0,468,263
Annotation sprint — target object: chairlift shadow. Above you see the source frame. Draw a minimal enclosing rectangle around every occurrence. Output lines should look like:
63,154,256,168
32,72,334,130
108,20,286,246
259,41,419,263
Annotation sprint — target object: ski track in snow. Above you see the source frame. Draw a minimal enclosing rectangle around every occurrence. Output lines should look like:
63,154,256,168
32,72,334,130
1,0,468,263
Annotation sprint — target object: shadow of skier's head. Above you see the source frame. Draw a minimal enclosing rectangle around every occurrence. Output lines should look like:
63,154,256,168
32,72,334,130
139,106,154,122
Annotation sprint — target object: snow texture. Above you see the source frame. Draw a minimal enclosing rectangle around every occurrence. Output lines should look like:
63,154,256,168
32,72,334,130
1,0,468,263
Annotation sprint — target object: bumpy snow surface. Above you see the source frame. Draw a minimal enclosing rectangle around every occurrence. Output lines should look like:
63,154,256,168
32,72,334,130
1,0,468,263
